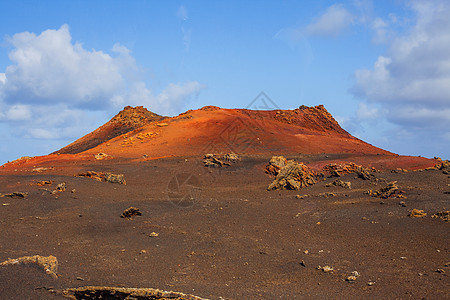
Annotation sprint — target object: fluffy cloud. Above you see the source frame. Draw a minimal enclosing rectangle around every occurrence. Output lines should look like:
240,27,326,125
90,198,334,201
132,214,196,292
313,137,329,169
0,24,206,140
352,0,450,133
304,4,355,37
1,25,123,107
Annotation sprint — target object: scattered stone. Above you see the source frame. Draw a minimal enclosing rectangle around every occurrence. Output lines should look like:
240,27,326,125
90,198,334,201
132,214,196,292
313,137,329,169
2,203,10,206
0,192,28,198
105,173,126,184
436,269,445,274
36,180,52,186
323,162,375,180
203,154,235,168
77,171,126,184
399,201,407,207
346,271,360,282
76,277,85,281
71,189,77,193
267,157,317,190
367,181,405,199
77,171,105,181
300,260,306,267
0,255,58,278
317,265,334,273
326,179,351,189
32,167,53,173
223,153,240,162
368,281,375,286
63,286,207,300
94,152,109,160
120,207,142,219
432,211,449,222
408,209,427,218
391,168,408,173
149,232,159,237
56,182,66,192
318,192,335,198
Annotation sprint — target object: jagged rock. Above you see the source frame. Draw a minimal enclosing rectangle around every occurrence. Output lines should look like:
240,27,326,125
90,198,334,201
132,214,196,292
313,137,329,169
77,171,126,184
317,265,334,273
265,156,287,175
223,153,240,162
323,162,375,180
120,207,142,219
203,154,235,168
94,152,109,160
408,209,427,218
367,181,404,199
36,180,52,186
56,182,66,192
432,211,449,222
105,173,126,184
326,179,351,189
0,255,58,278
0,192,28,198
63,286,207,300
267,159,316,191
439,160,450,170
77,171,105,181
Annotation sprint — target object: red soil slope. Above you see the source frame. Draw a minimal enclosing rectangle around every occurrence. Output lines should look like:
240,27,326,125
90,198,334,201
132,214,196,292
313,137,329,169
0,105,437,172
54,106,166,154
82,105,392,158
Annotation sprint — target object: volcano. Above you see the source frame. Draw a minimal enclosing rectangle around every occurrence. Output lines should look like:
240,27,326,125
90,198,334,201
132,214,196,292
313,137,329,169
54,104,390,158
1,104,436,172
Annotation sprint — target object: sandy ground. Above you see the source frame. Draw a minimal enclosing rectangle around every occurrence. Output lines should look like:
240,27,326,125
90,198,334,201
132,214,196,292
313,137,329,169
0,155,448,299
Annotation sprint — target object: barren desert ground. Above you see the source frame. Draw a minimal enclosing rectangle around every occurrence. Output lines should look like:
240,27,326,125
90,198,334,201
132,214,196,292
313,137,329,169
0,154,449,299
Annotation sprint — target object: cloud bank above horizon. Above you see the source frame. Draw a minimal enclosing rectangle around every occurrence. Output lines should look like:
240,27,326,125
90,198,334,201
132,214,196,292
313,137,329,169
0,24,205,140
297,0,450,155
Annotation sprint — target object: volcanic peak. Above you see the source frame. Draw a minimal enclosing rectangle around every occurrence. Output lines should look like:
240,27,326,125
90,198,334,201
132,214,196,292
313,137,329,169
54,106,166,154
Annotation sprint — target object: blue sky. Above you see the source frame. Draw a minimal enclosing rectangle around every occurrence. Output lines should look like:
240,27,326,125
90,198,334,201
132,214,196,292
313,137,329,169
0,0,449,164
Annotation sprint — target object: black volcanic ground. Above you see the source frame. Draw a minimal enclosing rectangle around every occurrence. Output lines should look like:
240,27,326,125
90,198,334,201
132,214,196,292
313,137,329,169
0,155,449,299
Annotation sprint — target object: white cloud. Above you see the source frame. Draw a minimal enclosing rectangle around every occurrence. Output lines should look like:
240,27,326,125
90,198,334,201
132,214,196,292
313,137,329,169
4,104,32,121
0,24,206,142
352,0,450,132
356,102,379,120
176,6,191,51
305,4,355,37
2,25,124,107
371,17,389,43
177,5,188,21
110,81,206,116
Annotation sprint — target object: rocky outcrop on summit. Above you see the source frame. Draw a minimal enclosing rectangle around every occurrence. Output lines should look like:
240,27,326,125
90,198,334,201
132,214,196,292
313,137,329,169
54,106,166,154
